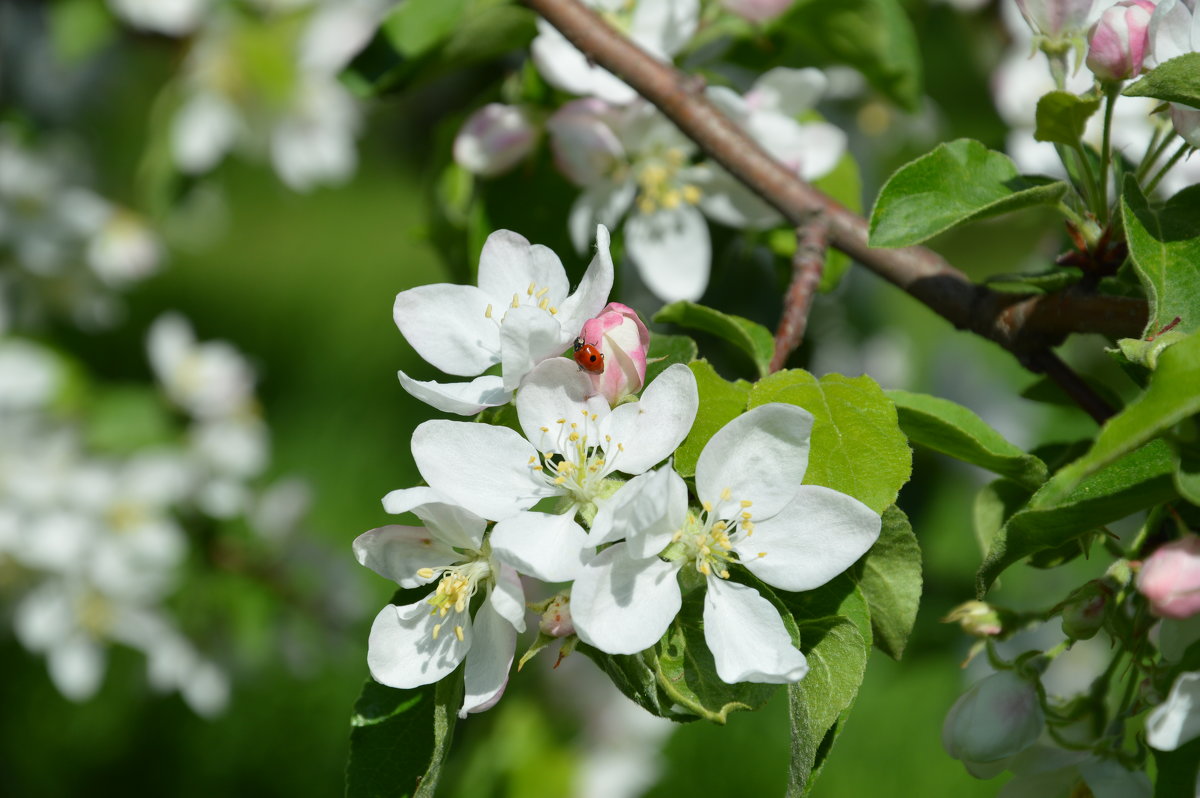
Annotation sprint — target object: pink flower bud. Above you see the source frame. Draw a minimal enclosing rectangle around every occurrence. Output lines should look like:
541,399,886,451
538,592,574,637
578,302,650,405
1138,535,1200,619
1061,580,1110,640
943,600,1006,637
720,0,795,24
1086,0,1156,82
452,104,539,178
943,671,1045,767
1016,0,1095,38
546,99,625,187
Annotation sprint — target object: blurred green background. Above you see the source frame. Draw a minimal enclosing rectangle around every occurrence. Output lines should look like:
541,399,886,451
1,2,1130,795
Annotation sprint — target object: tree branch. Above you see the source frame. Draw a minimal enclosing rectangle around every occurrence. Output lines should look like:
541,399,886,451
771,215,829,373
523,0,1146,420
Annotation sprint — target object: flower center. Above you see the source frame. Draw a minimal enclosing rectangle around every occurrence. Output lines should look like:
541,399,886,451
530,408,623,506
105,500,145,534
670,487,757,580
416,557,492,642
483,281,560,324
634,147,702,215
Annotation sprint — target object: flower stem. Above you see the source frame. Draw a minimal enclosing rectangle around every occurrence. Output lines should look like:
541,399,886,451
1099,84,1120,222
1144,142,1191,196
1072,142,1102,218
1136,129,1178,182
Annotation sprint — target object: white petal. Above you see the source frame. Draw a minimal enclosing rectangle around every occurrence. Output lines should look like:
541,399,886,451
353,525,460,588
703,578,808,684
367,600,470,689
490,510,590,582
571,544,682,654
531,23,638,105
394,283,500,376
548,101,627,187
568,182,635,255
750,67,827,117
696,165,782,229
48,634,107,701
500,306,570,392
1147,671,1200,751
630,0,699,56
737,485,881,592
397,371,511,416
516,358,607,453
171,93,238,174
750,116,846,182
460,597,518,717
412,420,555,520
489,563,527,633
555,224,616,344
477,229,570,307
695,403,814,520
601,363,699,475
624,206,711,303
380,488,487,550
591,466,689,557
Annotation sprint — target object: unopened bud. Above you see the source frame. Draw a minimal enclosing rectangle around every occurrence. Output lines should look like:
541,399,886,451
1061,580,1110,640
578,302,651,406
538,591,574,637
1086,0,1156,82
453,104,539,178
943,601,1005,638
1138,535,1200,619
943,671,1045,767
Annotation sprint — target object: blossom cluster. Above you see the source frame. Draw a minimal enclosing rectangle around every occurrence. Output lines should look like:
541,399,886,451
448,0,847,304
0,317,351,714
354,225,882,717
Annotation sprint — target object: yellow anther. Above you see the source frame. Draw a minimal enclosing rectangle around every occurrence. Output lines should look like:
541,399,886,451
681,184,702,204
672,530,683,542
533,465,543,472
417,568,435,579
617,443,625,451
721,488,732,501
664,148,685,167
540,426,549,433
699,562,711,575
758,552,767,558
741,512,752,521
484,304,493,319
590,413,598,421
528,455,537,464
511,294,520,309
549,306,558,315
536,286,549,298
569,433,580,442
432,623,442,640
455,626,465,642
662,189,681,209
538,297,549,310
554,476,567,485
527,281,536,296
701,501,713,513
719,569,730,579
740,500,752,508
557,418,566,424
637,196,657,215
605,434,612,442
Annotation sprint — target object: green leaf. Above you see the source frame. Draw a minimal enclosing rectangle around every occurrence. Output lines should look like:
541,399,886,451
345,673,462,798
673,361,750,477
1036,332,1200,504
768,0,923,112
868,139,1069,248
781,576,871,796
644,332,698,386
1121,179,1200,336
49,0,115,64
653,301,774,378
984,267,1084,293
973,478,1035,554
1033,90,1102,146
977,440,1179,595
384,0,472,58
750,371,912,514
1124,53,1200,110
886,389,1049,489
1174,439,1200,505
855,505,922,660
85,386,176,454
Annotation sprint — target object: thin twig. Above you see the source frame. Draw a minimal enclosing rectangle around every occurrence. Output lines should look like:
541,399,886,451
1025,350,1116,424
524,0,1128,421
771,215,829,372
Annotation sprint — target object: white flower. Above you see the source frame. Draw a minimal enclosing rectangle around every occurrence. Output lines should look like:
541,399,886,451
270,75,361,192
108,0,211,36
570,403,880,684
531,0,699,104
0,338,60,411
1148,0,1200,148
453,104,541,178
148,313,256,419
394,226,614,415
354,487,526,717
407,361,698,581
1146,670,1200,751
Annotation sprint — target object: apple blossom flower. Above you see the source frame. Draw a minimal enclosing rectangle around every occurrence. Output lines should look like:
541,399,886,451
407,360,697,581
570,403,880,684
1148,0,1200,146
454,104,541,178
1016,0,1096,38
721,0,795,24
354,487,526,716
1138,535,1200,618
943,671,1045,774
577,302,650,405
1086,0,1156,81
394,226,614,415
530,0,699,105
148,313,256,420
1146,670,1200,751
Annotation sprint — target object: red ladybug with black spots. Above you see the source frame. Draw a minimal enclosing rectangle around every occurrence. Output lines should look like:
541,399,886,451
573,337,605,374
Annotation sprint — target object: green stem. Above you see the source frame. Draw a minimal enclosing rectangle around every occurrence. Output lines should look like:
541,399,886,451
1099,85,1120,222
1073,142,1102,217
1136,129,1178,182
1057,200,1089,230
1145,142,1191,195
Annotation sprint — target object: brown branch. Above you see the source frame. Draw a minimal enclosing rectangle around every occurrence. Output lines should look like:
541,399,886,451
523,0,1145,421
771,215,829,373
1024,351,1117,424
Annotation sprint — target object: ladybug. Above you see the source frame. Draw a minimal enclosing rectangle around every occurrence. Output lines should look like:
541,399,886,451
572,337,605,374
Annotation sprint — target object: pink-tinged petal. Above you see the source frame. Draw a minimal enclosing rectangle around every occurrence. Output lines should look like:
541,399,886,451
412,420,555,521
592,466,689,557
477,229,570,308
555,225,616,345
460,597,519,717
490,510,590,582
1138,534,1200,619
499,305,570,392
737,485,881,592
516,358,608,453
581,303,651,405
397,371,511,416
353,525,460,588
394,283,501,376
453,104,539,178
489,563,527,633
1147,671,1200,751
625,206,711,303
601,363,699,475
367,600,471,689
703,578,808,684
695,403,814,521
547,100,626,187
380,487,486,550
571,544,682,654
